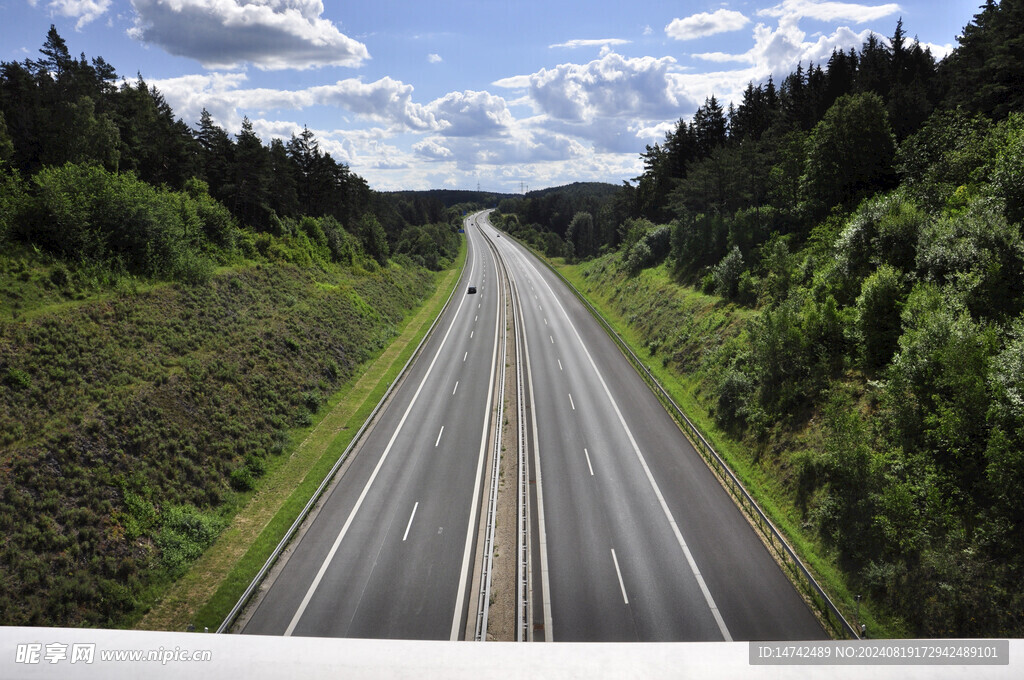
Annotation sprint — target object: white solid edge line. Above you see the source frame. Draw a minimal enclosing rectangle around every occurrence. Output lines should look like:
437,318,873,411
516,234,734,642
403,502,419,542
611,549,629,605
449,216,502,641
282,213,479,637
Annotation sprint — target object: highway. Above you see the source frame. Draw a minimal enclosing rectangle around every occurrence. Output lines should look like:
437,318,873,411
478,212,826,642
241,213,503,640
239,210,825,642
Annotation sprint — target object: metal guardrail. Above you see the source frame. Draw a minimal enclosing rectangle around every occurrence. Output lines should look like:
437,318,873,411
513,279,530,642
216,235,471,635
504,229,860,641
477,217,531,642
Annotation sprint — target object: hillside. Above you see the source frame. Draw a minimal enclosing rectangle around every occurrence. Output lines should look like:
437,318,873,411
0,259,437,626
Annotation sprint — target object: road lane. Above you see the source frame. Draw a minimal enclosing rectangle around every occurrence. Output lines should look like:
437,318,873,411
242,213,501,640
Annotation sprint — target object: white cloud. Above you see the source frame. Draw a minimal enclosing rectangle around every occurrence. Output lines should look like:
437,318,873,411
151,74,515,145
148,73,438,134
758,0,901,24
921,41,954,61
692,22,874,76
413,137,454,160
414,129,587,170
550,38,631,49
492,74,532,89
497,52,692,123
491,51,711,154
427,53,442,63
665,9,750,41
425,90,513,137
31,0,112,29
128,0,369,70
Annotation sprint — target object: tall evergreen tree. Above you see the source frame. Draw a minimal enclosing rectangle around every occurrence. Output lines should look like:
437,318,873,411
691,96,727,156
232,117,271,228
195,108,234,200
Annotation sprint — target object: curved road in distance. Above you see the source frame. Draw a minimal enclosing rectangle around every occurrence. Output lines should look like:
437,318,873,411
242,213,502,640
479,211,826,642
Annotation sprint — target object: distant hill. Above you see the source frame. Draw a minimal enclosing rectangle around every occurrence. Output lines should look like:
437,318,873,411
382,189,518,208
383,183,622,209
524,182,621,200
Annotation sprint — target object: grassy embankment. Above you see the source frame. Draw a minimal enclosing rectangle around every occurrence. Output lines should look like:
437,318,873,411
0,240,464,630
556,254,903,638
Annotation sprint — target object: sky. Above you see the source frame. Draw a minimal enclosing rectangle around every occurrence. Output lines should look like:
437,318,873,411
1,1,981,193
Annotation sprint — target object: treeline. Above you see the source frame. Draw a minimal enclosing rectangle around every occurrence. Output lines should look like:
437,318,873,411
497,2,1024,636
494,182,630,259
0,27,464,287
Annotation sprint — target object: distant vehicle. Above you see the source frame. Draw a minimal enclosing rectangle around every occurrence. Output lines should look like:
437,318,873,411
467,286,477,294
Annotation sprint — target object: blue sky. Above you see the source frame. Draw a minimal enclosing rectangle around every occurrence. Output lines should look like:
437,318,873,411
1,1,979,192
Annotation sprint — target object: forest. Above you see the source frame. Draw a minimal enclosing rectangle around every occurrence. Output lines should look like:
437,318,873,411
0,25,466,284
494,1,1024,636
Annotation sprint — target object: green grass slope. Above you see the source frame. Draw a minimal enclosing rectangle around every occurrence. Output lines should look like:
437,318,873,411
0,260,435,627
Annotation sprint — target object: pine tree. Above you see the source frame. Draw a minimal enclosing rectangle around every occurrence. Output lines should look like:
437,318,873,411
232,117,271,228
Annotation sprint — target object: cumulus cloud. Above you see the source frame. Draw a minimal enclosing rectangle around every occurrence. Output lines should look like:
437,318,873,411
550,38,631,49
758,0,901,24
148,73,437,133
492,51,709,154
427,53,442,63
665,9,750,41
921,41,954,61
128,0,369,70
424,90,513,137
413,137,454,160
496,52,692,124
414,129,586,169
692,21,874,76
150,74,517,144
31,0,111,29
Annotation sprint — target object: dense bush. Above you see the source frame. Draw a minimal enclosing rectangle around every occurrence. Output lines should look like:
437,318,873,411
24,163,228,282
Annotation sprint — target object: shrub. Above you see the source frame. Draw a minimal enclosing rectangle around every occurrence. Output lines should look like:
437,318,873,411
712,246,745,299
28,163,230,283
856,264,905,370
229,466,255,491
155,505,224,575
